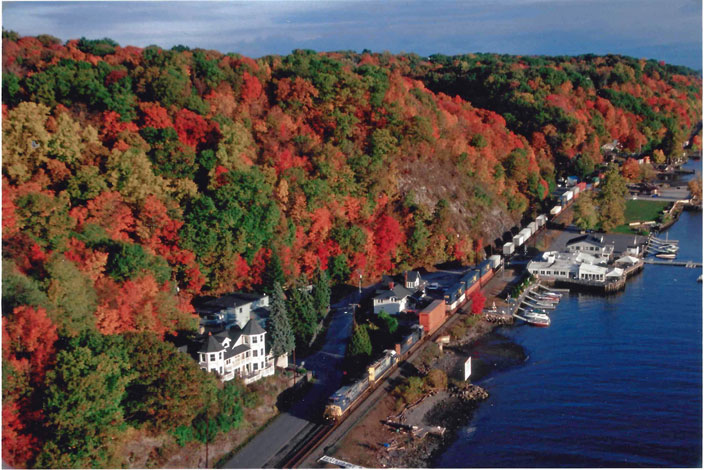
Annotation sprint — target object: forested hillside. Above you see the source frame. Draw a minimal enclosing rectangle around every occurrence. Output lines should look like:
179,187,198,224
2,32,701,467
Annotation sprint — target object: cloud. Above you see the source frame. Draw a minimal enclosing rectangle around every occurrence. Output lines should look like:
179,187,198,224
2,0,701,69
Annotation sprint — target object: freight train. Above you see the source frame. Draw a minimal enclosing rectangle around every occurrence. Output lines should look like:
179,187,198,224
324,326,424,422
323,254,506,423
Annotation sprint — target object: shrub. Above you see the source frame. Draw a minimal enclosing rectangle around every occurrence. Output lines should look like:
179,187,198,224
172,425,194,447
425,369,448,390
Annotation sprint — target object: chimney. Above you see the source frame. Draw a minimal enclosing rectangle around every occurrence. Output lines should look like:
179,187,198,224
389,281,394,290
404,271,408,285
394,343,401,355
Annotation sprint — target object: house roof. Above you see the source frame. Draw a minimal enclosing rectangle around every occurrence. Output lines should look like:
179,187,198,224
578,263,607,275
567,234,604,247
199,292,267,312
375,284,414,301
606,267,624,278
225,343,250,360
198,335,224,353
616,255,640,265
242,319,266,336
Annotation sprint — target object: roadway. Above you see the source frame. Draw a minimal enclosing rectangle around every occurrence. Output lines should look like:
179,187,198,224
223,285,377,469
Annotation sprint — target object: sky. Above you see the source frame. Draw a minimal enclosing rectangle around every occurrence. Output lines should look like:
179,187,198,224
2,0,702,70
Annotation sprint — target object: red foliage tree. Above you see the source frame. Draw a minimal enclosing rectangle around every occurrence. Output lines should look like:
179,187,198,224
470,289,486,315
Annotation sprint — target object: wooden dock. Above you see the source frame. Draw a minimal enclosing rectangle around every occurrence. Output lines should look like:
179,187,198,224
644,259,702,268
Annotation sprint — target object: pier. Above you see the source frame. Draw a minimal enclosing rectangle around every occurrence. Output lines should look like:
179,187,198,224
643,259,702,268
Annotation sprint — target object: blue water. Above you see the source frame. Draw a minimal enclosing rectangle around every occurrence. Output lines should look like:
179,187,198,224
436,212,702,467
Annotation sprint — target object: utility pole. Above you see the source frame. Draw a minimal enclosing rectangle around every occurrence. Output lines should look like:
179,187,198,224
205,391,209,468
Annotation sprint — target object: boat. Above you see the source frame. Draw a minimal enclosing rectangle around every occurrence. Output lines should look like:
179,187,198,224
656,253,676,259
529,292,560,303
698,274,702,283
523,310,551,327
538,289,563,298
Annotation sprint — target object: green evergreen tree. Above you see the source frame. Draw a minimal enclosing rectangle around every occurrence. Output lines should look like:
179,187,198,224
268,282,295,358
347,324,372,359
37,332,135,468
262,250,285,294
311,267,331,321
287,283,318,347
378,311,398,335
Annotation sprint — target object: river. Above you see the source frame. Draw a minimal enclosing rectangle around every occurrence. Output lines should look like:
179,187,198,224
435,169,702,467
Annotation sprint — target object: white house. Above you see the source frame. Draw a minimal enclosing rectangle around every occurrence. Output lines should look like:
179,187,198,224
373,283,415,315
566,234,614,262
196,319,274,384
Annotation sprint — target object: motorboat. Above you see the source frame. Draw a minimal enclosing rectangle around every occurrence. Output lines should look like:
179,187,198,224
523,310,551,327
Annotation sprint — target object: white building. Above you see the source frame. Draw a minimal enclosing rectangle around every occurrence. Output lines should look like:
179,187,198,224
196,320,275,384
196,292,270,330
566,234,614,263
373,283,415,315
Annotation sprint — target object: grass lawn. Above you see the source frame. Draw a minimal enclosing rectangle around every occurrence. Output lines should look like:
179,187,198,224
611,199,669,233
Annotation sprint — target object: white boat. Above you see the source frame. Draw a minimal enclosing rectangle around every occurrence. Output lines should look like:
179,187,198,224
656,253,676,259
539,290,563,298
523,310,551,327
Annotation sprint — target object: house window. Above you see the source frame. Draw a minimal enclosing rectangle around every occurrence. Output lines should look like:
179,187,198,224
210,354,215,361
200,354,204,362
226,359,230,365
253,336,258,343
219,352,223,359
239,307,243,313
253,350,258,357
246,351,250,358
220,367,223,374
260,349,264,357
253,363,258,371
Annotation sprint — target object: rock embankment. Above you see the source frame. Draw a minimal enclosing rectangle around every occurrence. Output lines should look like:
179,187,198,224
483,312,514,325
379,384,489,468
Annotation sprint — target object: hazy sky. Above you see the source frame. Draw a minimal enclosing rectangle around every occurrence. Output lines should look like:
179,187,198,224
3,0,702,70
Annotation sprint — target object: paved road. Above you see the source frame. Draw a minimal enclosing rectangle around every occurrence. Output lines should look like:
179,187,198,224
223,286,377,469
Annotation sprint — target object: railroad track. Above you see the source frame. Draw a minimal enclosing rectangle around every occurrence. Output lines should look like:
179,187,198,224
280,423,336,468
279,274,494,468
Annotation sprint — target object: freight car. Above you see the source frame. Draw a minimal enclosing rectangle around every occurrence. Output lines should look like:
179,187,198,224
477,260,493,287
324,328,423,423
460,269,480,298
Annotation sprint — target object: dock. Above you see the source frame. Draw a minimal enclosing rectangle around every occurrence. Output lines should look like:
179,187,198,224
644,259,702,268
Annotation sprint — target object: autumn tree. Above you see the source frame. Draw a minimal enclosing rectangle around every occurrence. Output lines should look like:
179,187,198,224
573,192,599,231
688,175,702,201
621,158,641,182
470,289,486,315
597,165,628,231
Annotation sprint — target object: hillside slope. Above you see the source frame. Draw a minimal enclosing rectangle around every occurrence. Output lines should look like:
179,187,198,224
1,33,701,467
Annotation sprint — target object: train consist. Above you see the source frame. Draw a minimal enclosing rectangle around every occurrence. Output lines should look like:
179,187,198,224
324,326,423,422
